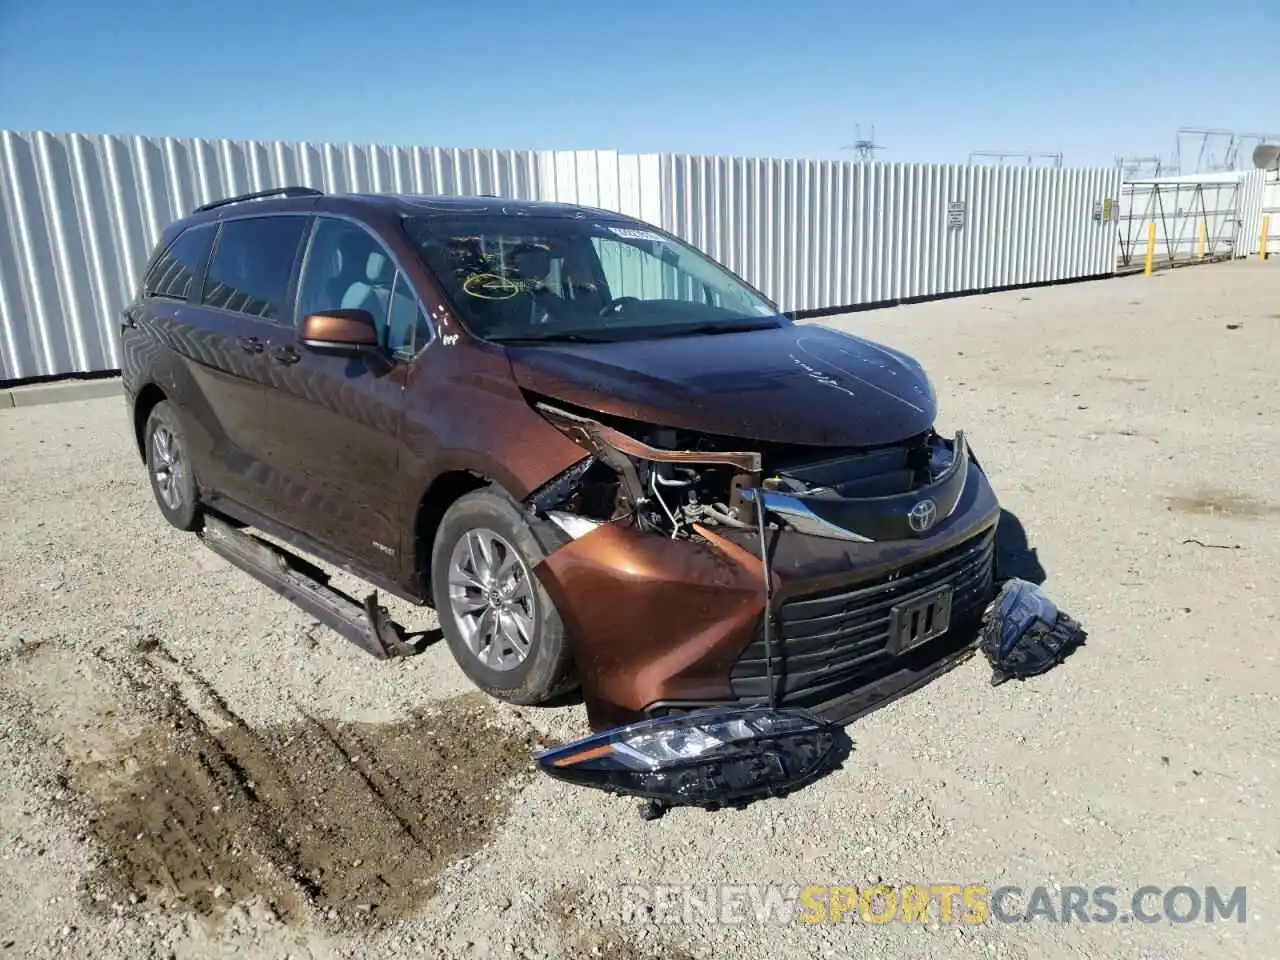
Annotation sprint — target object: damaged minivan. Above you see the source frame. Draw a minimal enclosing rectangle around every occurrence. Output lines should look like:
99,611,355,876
122,188,1001,731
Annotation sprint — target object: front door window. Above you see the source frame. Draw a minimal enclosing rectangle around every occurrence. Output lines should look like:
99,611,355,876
296,218,428,356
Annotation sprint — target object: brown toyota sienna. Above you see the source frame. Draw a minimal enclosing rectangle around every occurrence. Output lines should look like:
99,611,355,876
121,188,1001,731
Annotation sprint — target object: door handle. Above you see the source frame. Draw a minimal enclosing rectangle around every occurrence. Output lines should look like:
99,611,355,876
238,335,264,354
271,343,301,365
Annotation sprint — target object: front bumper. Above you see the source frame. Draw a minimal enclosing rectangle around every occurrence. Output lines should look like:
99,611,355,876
535,458,1001,731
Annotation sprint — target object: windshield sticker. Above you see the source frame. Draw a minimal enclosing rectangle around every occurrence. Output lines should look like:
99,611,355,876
462,273,520,300
607,226,667,244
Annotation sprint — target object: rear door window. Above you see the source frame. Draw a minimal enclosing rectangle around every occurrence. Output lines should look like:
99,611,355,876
142,223,217,301
201,216,310,321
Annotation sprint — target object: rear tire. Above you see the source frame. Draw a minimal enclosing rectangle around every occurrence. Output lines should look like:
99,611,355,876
143,401,202,532
431,488,576,705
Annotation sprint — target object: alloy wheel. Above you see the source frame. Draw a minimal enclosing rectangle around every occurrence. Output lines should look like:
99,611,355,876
151,425,185,511
446,528,536,672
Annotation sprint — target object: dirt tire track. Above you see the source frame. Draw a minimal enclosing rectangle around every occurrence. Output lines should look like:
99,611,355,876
297,712,430,847
1,635,544,935
90,642,315,922
122,639,545,925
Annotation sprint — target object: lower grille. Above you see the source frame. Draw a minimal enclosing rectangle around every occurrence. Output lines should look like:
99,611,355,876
730,527,996,711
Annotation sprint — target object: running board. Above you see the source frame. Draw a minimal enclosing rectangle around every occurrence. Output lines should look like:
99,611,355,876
198,515,424,659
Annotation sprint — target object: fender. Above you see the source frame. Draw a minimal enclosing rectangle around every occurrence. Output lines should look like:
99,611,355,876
395,342,590,595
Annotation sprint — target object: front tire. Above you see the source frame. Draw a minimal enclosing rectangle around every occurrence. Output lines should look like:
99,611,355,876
143,401,202,532
431,489,576,705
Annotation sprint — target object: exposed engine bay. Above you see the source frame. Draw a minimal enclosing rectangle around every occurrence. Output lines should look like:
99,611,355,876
528,398,970,545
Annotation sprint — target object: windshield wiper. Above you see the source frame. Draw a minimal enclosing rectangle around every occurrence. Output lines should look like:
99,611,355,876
653,321,781,339
491,332,615,345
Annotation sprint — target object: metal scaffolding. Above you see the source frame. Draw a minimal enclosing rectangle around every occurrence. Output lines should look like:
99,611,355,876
1174,128,1280,174
967,151,1064,168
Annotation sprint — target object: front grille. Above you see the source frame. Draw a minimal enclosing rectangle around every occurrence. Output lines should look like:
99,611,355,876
729,527,996,711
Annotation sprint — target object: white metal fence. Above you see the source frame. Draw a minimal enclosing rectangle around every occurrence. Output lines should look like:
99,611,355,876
1262,172,1280,256
1116,170,1268,266
1,130,1123,382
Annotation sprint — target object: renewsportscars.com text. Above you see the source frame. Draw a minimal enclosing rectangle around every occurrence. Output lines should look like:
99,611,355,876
618,883,1248,926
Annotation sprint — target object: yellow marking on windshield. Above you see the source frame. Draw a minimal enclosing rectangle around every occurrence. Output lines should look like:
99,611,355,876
462,273,520,300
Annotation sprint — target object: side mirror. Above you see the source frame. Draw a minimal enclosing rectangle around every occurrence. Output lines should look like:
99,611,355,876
300,309,380,355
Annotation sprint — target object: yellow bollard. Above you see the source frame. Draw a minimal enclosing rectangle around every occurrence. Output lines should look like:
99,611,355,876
1197,220,1206,259
1261,215,1271,261
1144,221,1157,276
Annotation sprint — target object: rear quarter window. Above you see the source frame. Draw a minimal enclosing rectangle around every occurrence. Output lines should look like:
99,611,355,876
141,224,216,301
200,216,310,321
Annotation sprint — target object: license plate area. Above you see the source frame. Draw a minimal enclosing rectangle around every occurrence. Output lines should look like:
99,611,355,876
888,584,954,655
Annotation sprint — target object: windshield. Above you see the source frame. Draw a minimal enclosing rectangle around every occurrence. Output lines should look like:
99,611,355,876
402,214,783,343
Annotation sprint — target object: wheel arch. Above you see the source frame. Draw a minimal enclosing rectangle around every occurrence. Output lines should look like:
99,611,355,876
406,445,586,603
132,382,169,462
411,468,494,604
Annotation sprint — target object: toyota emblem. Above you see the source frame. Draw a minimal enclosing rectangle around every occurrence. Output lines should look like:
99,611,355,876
907,499,938,534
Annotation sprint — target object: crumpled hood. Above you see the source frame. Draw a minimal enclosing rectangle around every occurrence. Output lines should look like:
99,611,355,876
505,324,937,447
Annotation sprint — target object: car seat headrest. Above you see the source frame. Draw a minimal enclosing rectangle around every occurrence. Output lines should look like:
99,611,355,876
365,251,393,284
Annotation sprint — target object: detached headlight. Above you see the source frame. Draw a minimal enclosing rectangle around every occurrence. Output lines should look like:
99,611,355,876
535,706,838,808
978,578,1086,686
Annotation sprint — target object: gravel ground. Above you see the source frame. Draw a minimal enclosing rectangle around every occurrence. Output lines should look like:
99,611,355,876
2,261,1278,960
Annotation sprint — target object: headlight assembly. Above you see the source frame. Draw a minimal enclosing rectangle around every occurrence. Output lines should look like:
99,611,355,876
535,706,838,809
978,578,1086,685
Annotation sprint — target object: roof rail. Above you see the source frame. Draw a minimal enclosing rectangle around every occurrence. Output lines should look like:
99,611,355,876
193,186,324,214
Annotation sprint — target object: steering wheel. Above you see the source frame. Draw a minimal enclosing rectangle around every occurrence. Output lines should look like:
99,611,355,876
600,296,641,317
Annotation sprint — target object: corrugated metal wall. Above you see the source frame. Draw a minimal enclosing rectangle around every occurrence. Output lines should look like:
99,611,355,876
0,129,1123,382
635,156,1121,313
1239,169,1266,257
0,131,548,381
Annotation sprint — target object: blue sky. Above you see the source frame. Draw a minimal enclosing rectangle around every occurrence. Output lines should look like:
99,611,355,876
1,0,1276,167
